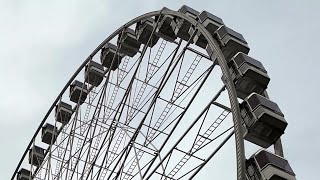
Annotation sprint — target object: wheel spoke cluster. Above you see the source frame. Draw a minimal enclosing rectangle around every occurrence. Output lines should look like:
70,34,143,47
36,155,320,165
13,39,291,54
13,5,296,180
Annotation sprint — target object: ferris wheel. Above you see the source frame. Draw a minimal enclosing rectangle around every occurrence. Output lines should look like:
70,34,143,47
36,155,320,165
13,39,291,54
12,5,296,180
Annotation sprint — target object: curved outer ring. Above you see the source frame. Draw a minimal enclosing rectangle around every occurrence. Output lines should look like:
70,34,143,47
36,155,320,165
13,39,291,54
12,9,271,180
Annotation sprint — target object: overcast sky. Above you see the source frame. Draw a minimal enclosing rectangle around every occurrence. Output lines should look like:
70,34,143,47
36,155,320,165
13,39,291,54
1,0,319,179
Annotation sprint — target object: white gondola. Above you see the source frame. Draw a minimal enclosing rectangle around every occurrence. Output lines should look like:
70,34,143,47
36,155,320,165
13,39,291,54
246,149,296,180
117,28,141,57
215,25,250,60
85,61,104,87
135,18,159,47
17,168,31,180
28,145,45,166
69,80,89,104
155,7,177,42
100,43,124,71
228,52,270,99
55,101,73,125
41,123,58,145
240,93,287,148
193,11,224,48
171,5,199,42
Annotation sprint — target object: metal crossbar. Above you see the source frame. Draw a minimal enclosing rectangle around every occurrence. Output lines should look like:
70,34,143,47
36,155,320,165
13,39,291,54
167,110,230,178
145,55,202,144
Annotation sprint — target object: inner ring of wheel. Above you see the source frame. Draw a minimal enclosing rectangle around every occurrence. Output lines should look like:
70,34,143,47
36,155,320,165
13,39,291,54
14,9,250,180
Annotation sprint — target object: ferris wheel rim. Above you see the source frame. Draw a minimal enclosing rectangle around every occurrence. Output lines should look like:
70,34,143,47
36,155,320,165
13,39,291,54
11,8,282,180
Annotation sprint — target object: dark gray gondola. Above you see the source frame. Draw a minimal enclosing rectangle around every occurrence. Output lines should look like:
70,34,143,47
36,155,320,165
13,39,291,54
240,93,287,148
215,25,250,61
28,145,45,166
100,43,125,71
246,149,296,180
171,5,199,42
85,61,105,87
55,101,73,125
228,52,270,99
193,11,224,49
155,7,177,42
69,80,89,104
41,123,59,145
117,28,141,57
17,168,31,180
135,18,160,47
